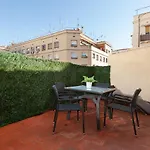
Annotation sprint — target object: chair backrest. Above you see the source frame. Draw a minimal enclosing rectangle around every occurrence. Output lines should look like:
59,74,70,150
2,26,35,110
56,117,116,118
55,82,65,92
52,85,59,102
131,88,142,108
95,82,110,88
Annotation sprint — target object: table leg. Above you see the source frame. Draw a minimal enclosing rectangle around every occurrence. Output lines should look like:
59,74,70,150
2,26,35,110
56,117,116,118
93,96,101,130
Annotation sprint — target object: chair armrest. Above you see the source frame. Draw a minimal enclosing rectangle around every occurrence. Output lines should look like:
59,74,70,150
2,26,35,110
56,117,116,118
114,98,131,103
109,85,116,88
108,94,132,104
59,91,78,97
58,95,81,102
62,90,79,96
114,94,132,101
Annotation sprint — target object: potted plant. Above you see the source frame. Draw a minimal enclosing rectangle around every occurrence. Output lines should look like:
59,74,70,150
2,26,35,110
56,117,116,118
81,76,97,89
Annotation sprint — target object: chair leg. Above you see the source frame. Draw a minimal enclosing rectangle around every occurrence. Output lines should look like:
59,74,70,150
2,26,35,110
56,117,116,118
104,101,107,127
84,99,88,112
131,111,137,135
111,108,114,119
77,110,79,121
82,100,85,133
108,108,113,119
53,110,58,133
53,110,56,123
135,110,140,127
67,111,71,120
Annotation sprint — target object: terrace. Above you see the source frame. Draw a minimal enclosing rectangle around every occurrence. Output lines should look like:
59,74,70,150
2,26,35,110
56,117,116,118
0,51,150,150
0,101,150,150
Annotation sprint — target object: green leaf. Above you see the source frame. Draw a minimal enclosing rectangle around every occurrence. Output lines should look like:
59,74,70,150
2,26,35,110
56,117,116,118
0,52,110,127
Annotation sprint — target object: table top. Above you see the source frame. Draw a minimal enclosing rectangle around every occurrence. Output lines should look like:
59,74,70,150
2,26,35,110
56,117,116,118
65,85,116,95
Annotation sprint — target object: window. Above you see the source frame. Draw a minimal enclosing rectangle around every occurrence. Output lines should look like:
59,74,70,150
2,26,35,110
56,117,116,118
36,46,40,53
103,57,105,62
145,25,150,34
22,49,26,54
71,52,78,59
100,56,102,61
18,50,22,54
48,55,52,60
48,43,52,50
93,53,95,59
96,55,99,61
42,44,46,51
71,40,77,47
54,54,59,60
54,41,59,48
26,48,30,54
81,52,88,58
31,47,35,54
106,58,108,63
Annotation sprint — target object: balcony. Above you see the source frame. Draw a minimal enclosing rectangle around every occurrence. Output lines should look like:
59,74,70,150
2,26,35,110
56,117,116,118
140,34,150,41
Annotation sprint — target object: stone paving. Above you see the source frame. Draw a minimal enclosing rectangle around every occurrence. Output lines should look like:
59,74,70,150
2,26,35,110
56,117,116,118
0,101,150,150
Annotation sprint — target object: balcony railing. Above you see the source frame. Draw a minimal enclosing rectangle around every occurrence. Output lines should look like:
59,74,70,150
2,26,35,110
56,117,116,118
140,34,150,41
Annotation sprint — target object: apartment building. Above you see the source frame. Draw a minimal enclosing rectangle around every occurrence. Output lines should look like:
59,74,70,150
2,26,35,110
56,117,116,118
112,48,129,54
7,29,112,66
132,12,150,48
0,46,6,52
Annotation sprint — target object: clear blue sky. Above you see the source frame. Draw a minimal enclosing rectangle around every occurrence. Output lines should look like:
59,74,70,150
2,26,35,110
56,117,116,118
0,0,150,49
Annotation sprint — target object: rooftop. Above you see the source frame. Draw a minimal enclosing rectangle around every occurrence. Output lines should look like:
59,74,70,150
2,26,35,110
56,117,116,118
0,46,6,49
8,28,82,47
96,41,112,47
0,101,150,150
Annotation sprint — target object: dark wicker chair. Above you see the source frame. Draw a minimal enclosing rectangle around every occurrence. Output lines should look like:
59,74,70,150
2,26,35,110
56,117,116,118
104,88,142,135
52,85,85,133
54,82,88,113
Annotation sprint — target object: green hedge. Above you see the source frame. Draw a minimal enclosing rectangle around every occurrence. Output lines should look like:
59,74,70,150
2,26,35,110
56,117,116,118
0,52,110,127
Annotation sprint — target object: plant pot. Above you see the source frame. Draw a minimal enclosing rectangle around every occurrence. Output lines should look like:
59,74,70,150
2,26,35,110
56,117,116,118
86,82,92,89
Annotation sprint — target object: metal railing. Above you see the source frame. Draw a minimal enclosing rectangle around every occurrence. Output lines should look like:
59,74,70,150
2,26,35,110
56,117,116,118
140,34,150,41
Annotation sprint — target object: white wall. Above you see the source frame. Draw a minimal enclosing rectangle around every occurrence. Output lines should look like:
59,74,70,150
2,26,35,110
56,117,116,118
109,47,150,102
91,46,108,66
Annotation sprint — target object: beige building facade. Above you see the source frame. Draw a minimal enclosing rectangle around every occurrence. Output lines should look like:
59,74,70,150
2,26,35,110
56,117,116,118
0,46,6,52
7,29,112,66
132,12,150,48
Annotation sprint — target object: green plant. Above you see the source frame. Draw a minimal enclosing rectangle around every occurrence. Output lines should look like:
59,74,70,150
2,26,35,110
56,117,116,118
0,52,110,127
81,76,97,83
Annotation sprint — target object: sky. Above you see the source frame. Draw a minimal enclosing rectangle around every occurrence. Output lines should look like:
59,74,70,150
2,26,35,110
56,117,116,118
0,0,150,50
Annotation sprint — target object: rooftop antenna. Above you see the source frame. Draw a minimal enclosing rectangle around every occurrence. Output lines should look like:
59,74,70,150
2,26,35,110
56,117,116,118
81,26,84,32
52,27,55,32
65,19,69,29
77,18,80,28
90,31,94,40
89,32,92,37
61,21,64,30
92,31,96,41
135,5,150,15
48,24,51,33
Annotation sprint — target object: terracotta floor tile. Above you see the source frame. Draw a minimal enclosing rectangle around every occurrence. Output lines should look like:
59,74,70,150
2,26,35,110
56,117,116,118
0,101,150,150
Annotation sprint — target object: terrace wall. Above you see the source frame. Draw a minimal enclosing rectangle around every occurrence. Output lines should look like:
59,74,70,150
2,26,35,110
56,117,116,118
109,46,150,102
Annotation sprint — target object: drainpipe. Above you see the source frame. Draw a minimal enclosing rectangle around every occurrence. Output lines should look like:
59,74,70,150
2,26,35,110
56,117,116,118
138,15,141,47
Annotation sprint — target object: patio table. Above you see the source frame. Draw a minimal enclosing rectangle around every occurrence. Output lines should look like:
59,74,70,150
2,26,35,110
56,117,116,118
65,85,116,130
